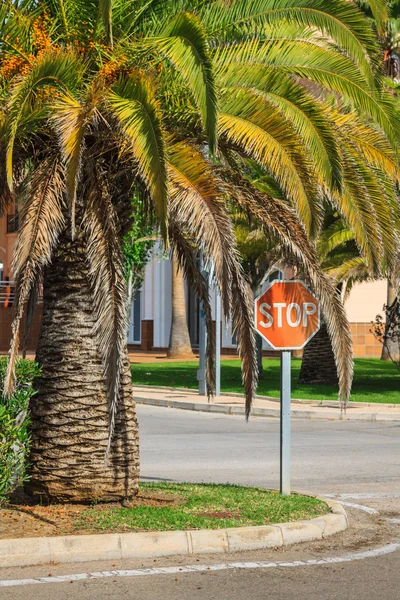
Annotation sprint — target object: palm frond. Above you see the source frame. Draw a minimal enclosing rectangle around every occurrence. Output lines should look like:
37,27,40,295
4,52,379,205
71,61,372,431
108,75,168,240
22,273,41,359
317,221,355,260
217,68,341,189
223,169,353,407
83,161,128,459
168,225,216,396
5,50,83,191
324,255,370,283
356,0,389,34
219,91,320,235
4,156,65,396
167,141,233,317
155,11,217,154
230,262,258,419
167,141,257,413
205,0,380,77
51,81,103,239
51,94,85,240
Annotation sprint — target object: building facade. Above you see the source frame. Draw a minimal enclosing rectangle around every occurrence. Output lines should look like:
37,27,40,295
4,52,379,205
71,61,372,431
0,213,386,358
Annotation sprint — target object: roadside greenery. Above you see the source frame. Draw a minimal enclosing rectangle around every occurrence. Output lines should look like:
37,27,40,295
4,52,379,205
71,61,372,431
1,0,399,502
0,358,40,505
74,483,327,532
131,358,400,404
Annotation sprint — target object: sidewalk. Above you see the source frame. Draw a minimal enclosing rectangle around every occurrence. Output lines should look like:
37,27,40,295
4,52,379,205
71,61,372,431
133,386,400,421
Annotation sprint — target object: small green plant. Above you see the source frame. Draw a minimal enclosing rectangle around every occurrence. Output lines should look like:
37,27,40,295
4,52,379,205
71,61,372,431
0,357,41,505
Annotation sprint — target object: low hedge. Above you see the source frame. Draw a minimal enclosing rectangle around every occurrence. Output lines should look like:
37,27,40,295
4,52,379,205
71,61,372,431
0,357,41,505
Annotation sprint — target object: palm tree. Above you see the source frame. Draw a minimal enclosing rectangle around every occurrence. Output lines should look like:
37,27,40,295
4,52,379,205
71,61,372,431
167,254,195,359
1,0,397,501
299,217,374,386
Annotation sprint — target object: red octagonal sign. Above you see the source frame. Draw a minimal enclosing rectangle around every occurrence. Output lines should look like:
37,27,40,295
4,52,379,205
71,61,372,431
255,280,320,350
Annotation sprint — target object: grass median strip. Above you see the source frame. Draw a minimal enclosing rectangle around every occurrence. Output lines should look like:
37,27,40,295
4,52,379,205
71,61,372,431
73,483,327,533
1,484,327,538
131,358,400,404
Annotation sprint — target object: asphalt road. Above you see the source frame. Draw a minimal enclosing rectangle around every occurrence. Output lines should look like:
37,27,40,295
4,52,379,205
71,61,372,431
1,405,399,599
138,405,400,495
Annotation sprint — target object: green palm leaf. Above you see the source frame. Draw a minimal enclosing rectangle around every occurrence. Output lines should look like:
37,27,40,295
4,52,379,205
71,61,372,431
218,67,342,189
155,12,217,154
5,50,83,191
219,90,320,235
205,0,380,79
108,75,168,239
317,221,356,260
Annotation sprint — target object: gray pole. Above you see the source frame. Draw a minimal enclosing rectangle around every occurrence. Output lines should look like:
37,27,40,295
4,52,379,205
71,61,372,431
198,301,207,395
280,350,291,495
198,254,207,396
215,286,221,397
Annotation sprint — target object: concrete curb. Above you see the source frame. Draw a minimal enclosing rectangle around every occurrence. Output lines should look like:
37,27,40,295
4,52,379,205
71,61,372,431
0,499,348,569
134,385,400,409
134,395,400,422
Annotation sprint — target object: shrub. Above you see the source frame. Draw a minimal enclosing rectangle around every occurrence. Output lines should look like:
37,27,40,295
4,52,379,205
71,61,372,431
0,357,41,505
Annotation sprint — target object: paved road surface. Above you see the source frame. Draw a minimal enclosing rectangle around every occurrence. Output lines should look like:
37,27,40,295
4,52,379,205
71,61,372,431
139,405,400,495
1,406,399,599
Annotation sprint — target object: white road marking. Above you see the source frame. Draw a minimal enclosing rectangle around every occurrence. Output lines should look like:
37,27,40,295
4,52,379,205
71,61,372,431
338,502,379,515
325,493,400,500
0,543,399,588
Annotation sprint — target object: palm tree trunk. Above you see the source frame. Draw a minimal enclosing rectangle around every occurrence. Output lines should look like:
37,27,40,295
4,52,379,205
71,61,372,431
26,233,140,503
256,333,263,379
167,254,195,359
298,322,338,386
381,279,397,361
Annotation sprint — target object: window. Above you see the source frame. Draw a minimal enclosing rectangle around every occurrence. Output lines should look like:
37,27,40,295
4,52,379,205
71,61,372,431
128,291,142,344
6,214,19,233
267,269,284,283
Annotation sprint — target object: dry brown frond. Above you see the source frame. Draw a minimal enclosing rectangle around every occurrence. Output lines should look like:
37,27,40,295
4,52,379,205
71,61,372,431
224,170,353,407
4,156,65,396
230,262,258,418
167,141,234,320
83,160,128,459
168,224,216,396
167,143,258,413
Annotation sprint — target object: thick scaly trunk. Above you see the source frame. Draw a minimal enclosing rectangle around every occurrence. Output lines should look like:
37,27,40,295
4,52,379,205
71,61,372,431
381,280,398,362
298,322,338,386
167,254,195,359
26,232,140,503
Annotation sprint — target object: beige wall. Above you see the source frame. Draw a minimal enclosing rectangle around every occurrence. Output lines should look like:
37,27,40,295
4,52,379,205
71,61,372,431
344,280,387,324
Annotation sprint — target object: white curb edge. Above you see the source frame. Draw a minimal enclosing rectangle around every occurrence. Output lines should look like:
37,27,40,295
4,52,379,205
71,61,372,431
134,385,400,409
0,499,348,569
134,396,400,422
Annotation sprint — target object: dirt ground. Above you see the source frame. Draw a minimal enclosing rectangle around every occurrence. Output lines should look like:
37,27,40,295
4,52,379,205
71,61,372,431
0,490,182,539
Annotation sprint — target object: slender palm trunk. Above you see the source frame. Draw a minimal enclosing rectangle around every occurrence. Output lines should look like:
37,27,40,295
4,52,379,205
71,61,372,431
381,279,398,361
26,232,140,503
167,254,195,359
298,322,338,386
255,333,263,379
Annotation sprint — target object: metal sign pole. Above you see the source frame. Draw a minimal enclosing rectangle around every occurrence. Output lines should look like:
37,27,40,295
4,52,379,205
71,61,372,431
215,286,221,397
198,253,207,396
280,350,291,495
198,302,207,395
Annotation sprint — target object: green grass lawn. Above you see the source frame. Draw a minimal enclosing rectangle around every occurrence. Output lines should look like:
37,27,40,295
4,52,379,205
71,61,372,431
131,358,400,403
74,483,326,532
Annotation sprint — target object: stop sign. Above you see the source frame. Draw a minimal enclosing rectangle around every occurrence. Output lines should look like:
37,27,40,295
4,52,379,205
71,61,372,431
255,280,320,350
